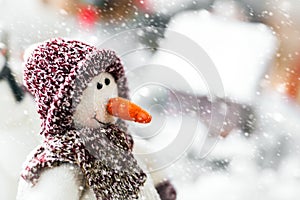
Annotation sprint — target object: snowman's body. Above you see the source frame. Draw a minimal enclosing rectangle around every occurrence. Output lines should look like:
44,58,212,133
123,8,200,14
18,163,160,200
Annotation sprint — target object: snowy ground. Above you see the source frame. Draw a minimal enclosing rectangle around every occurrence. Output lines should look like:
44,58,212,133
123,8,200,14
0,80,41,199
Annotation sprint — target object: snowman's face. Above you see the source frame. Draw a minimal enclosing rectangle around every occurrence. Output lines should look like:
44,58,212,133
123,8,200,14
73,72,118,128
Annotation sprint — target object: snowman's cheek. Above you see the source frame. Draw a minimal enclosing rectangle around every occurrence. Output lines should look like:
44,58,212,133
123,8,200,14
73,103,94,126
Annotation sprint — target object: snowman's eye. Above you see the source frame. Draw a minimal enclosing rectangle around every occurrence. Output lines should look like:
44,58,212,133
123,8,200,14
104,78,110,86
97,82,103,90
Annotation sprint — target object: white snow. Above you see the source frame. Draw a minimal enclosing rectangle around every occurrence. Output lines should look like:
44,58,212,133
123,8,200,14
0,54,41,199
173,129,300,200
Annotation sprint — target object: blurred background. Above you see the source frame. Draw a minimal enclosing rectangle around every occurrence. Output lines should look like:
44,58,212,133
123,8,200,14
1,0,300,199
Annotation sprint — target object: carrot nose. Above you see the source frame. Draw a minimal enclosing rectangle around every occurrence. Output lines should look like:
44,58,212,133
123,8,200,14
107,97,152,123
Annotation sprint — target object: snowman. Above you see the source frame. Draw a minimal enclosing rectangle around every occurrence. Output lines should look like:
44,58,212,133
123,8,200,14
17,38,176,200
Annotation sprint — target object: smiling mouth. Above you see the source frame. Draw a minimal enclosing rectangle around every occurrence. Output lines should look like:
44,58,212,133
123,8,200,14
93,114,108,125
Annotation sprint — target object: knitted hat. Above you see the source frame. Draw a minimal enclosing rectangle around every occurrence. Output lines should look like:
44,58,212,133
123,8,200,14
24,38,129,137
22,38,146,200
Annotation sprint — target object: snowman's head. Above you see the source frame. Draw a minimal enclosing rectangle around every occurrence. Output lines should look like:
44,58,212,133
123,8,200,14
24,38,151,136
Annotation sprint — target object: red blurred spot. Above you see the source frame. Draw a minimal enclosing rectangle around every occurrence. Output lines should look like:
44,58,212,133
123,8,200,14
77,5,99,29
